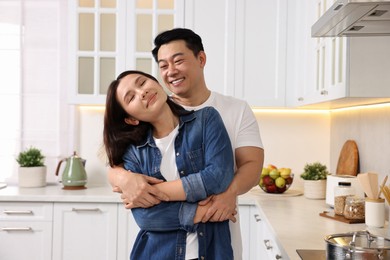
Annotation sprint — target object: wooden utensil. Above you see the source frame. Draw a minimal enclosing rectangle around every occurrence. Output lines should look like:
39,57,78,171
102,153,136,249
336,140,359,176
357,173,374,199
378,175,388,199
367,172,379,199
381,185,390,205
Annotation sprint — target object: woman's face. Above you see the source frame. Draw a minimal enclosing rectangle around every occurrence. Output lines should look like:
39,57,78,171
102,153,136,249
116,73,167,124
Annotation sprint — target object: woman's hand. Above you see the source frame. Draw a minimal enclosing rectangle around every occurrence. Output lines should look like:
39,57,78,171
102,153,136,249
108,166,169,208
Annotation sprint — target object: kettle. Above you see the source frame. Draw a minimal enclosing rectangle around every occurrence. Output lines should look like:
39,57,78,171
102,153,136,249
55,151,87,190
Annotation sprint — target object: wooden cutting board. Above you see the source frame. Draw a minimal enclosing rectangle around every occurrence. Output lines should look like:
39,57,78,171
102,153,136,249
336,140,359,176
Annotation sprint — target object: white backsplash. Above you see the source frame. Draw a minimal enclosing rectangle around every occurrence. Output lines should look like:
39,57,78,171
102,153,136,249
74,108,331,190
59,103,390,192
330,104,390,184
253,109,330,190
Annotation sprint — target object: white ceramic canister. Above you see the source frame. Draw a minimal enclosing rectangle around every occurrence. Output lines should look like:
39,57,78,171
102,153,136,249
365,198,385,228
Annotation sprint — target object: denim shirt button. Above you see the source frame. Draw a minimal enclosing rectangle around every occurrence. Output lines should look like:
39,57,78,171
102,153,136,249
199,232,204,236
180,170,184,175
176,152,180,156
200,256,205,260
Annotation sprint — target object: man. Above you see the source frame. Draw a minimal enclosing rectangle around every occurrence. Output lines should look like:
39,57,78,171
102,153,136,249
108,28,264,259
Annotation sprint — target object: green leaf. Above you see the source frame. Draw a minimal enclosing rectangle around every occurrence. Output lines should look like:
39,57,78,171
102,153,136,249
16,146,45,167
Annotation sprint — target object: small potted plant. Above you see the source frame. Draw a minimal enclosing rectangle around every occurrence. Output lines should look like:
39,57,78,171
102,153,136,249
300,162,329,199
16,146,47,187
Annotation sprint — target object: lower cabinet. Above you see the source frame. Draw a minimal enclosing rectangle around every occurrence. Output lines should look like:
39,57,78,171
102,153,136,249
0,202,53,260
117,206,139,260
1,201,284,260
239,205,286,260
0,201,139,260
52,203,118,260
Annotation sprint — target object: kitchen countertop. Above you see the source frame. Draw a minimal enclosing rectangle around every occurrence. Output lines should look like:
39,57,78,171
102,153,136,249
1,183,389,259
244,187,390,260
0,183,122,203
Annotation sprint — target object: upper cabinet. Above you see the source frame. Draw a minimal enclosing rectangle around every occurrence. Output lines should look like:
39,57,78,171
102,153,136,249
68,0,184,104
68,0,390,108
287,0,390,109
184,0,288,107
234,0,287,107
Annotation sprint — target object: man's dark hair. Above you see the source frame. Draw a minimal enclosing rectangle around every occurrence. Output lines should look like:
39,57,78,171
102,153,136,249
152,28,204,62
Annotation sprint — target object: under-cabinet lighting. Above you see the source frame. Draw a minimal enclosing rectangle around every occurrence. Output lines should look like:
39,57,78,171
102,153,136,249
78,102,390,114
252,108,329,114
253,102,390,114
330,102,390,113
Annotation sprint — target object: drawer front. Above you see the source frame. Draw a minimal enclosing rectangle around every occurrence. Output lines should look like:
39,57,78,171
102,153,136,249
0,221,52,260
0,202,53,221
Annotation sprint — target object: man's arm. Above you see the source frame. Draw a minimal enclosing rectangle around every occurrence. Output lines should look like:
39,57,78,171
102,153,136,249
200,146,264,222
108,166,169,208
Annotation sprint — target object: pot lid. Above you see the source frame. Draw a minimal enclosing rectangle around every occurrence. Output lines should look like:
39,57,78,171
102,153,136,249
325,230,390,250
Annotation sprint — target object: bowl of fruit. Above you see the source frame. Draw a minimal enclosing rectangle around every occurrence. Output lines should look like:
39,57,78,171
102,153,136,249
259,164,294,194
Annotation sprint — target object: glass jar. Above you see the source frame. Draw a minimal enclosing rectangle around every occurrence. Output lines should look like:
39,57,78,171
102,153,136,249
343,196,365,220
334,182,355,216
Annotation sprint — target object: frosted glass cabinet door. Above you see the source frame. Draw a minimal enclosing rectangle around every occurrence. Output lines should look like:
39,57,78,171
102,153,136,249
68,0,184,104
52,203,118,260
68,0,121,104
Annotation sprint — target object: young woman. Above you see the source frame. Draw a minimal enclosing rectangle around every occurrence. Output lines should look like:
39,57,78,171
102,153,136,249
103,70,234,260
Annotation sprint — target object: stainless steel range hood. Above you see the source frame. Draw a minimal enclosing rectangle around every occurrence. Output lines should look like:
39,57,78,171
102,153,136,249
312,0,390,37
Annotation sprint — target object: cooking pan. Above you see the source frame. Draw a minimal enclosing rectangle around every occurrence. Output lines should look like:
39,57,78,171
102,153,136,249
325,230,390,259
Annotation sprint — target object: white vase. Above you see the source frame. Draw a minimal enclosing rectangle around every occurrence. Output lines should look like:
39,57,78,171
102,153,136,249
18,166,47,188
303,179,326,199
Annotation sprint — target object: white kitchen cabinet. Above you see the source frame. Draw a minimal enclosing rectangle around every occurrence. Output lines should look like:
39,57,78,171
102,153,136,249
52,202,118,260
239,205,252,259
287,0,390,108
234,0,288,107
285,0,318,107
117,207,140,260
0,202,53,260
239,204,287,260
68,0,184,104
184,0,288,107
69,0,290,107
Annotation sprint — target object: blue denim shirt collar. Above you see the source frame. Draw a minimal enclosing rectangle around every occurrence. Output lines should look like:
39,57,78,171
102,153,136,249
136,112,197,149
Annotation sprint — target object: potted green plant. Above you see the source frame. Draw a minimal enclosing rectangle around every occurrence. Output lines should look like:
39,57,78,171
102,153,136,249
16,146,47,187
300,162,329,199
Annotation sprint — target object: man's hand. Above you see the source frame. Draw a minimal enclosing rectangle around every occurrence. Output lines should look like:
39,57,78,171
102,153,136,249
195,196,237,223
108,166,169,209
198,191,237,223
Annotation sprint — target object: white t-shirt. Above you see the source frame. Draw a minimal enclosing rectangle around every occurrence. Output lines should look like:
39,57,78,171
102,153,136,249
154,126,198,260
180,91,264,260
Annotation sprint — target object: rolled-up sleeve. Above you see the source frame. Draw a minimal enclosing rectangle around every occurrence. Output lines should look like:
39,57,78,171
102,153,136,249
181,108,234,202
132,202,197,232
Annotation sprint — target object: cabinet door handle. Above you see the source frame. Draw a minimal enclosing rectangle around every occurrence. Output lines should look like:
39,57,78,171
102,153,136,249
72,208,101,212
333,4,343,11
2,227,33,232
275,254,282,259
264,239,272,250
254,214,261,222
3,210,33,215
320,90,328,95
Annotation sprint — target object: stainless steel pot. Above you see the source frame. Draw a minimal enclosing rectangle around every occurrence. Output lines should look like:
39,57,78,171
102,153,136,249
325,230,390,259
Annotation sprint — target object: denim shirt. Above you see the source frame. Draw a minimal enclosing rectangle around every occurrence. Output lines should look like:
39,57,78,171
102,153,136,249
123,107,234,260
